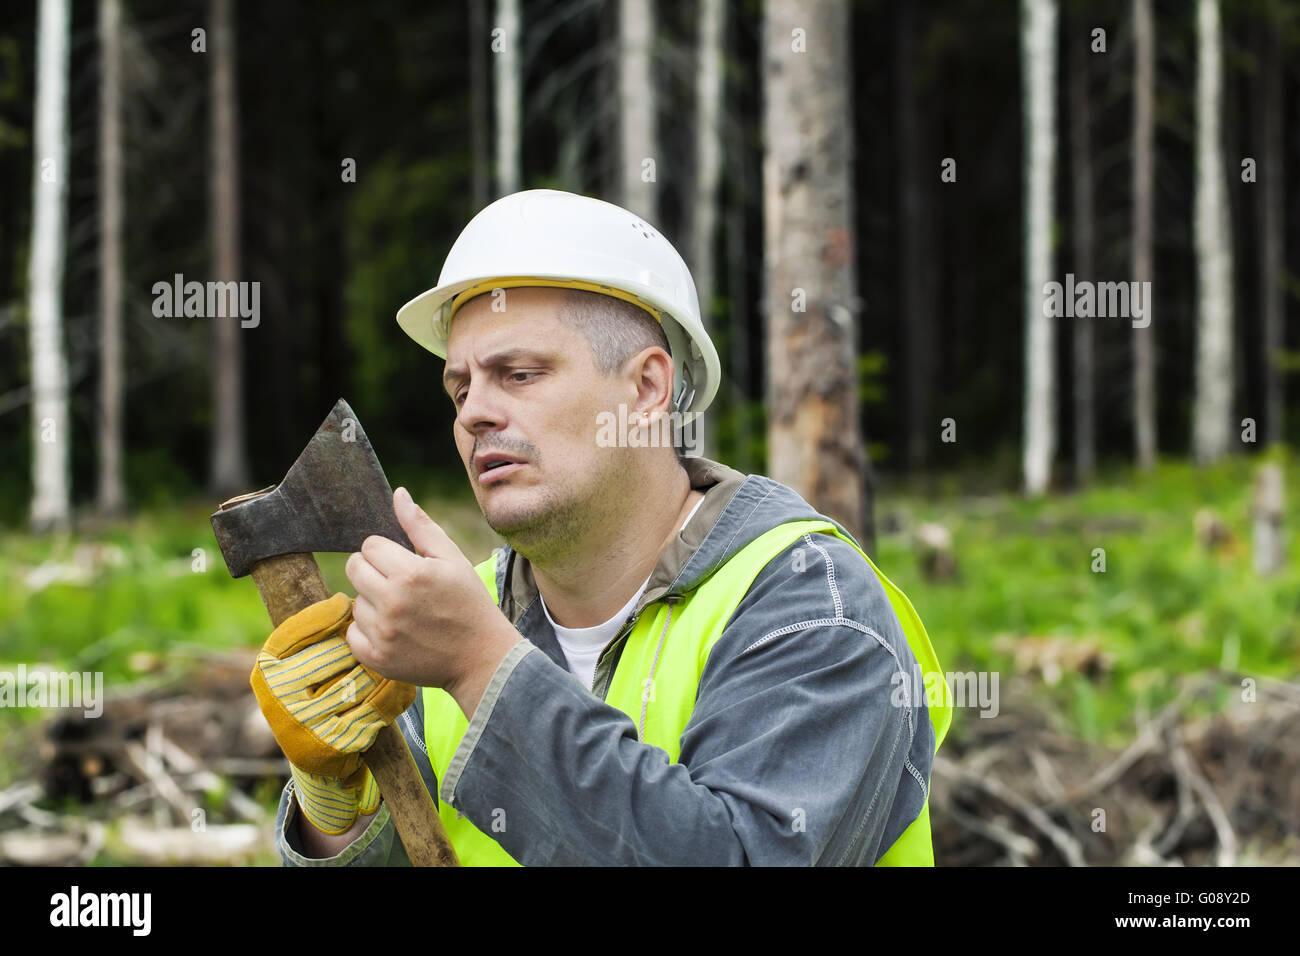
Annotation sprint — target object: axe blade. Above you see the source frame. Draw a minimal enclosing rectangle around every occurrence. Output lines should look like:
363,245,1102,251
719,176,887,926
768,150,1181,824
210,398,413,578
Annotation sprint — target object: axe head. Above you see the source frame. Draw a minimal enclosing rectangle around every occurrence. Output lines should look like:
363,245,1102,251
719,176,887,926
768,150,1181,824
211,399,413,578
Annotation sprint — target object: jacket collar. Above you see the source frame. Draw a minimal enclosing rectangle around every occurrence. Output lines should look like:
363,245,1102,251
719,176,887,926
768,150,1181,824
493,456,834,626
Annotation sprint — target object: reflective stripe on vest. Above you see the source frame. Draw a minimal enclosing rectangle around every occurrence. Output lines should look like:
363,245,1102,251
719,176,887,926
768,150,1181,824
422,519,950,866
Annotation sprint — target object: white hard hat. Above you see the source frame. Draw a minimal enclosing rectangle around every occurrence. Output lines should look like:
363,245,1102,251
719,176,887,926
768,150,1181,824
395,189,720,414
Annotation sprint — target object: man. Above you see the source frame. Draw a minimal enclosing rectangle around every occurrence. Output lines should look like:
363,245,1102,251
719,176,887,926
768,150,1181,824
258,189,950,866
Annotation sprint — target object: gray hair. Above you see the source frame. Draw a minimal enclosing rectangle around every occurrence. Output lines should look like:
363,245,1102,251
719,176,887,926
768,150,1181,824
562,289,686,461
560,288,670,374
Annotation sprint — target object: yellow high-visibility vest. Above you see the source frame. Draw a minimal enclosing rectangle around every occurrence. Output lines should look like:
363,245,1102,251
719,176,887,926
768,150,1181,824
422,518,951,865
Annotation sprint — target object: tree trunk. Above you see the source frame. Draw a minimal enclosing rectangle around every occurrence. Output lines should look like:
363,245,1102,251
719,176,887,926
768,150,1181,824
1021,0,1058,495
1258,10,1283,446
1132,0,1156,471
896,2,934,474
726,104,752,473
494,0,521,195
1069,14,1096,485
97,0,126,516
762,0,868,545
691,0,724,458
619,0,655,220
28,0,72,532
209,0,248,495
1252,463,1284,577
470,0,490,210
1192,0,1234,464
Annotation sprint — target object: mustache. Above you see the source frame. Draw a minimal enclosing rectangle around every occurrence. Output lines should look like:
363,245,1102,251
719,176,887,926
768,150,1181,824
472,438,537,461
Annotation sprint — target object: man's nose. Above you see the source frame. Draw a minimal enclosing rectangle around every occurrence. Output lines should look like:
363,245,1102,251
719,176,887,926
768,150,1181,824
456,380,507,433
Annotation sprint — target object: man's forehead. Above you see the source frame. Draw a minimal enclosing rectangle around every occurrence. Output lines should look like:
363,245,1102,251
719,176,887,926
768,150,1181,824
443,291,581,380
454,284,570,321
447,286,572,347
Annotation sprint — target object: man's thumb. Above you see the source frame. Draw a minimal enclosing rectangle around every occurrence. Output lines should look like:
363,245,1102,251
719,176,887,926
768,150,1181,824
394,487,448,556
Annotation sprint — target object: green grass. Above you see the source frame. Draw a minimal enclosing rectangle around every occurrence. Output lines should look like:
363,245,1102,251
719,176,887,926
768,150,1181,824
0,482,502,788
874,449,1300,749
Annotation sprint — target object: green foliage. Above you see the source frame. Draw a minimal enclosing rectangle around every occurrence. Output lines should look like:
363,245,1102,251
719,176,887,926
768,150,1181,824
339,153,474,470
711,397,768,472
0,488,498,678
859,349,890,465
876,453,1300,748
856,349,887,405
125,447,200,510
0,484,501,793
1273,349,1300,373
0,508,270,704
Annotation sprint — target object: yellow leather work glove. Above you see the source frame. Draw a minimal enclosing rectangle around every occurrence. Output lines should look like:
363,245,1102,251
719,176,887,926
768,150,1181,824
250,592,417,835
288,765,380,836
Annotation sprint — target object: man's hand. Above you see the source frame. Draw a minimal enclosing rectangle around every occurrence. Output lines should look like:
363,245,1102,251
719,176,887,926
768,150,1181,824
344,487,521,718
249,593,412,836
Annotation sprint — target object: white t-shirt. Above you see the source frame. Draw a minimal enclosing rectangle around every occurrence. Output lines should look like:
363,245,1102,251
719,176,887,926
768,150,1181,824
540,495,705,690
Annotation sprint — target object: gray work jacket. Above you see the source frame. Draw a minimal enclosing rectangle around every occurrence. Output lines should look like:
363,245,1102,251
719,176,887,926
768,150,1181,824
275,457,935,866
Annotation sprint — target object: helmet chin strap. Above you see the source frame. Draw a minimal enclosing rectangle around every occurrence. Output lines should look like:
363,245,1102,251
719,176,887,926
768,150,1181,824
673,377,696,414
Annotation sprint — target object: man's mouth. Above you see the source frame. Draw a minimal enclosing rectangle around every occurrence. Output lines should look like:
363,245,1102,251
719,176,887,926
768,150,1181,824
475,453,527,483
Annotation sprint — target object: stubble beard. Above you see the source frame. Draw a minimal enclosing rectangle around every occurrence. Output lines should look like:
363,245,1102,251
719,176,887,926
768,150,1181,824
485,451,627,566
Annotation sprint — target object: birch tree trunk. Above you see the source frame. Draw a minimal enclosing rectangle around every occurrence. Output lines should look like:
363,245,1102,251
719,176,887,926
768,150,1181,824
97,0,126,516
1132,0,1156,470
763,0,868,546
1258,11,1283,446
1193,0,1234,464
494,0,521,195
1021,0,1058,495
209,0,248,495
28,0,72,532
1069,18,1095,485
619,0,655,220
691,0,724,458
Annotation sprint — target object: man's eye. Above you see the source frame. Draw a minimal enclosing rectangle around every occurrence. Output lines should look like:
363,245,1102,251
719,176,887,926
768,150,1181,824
453,372,536,406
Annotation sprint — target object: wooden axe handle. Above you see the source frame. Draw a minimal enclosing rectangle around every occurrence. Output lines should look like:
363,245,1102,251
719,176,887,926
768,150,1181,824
249,551,459,867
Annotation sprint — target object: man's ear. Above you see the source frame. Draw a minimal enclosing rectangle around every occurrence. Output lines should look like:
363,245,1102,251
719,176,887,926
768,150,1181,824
629,346,675,420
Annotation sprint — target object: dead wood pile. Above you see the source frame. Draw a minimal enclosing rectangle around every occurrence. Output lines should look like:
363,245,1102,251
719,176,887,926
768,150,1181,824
933,673,1300,865
0,648,285,865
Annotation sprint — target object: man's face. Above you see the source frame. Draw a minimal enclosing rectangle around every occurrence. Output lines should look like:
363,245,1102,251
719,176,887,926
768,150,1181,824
442,287,633,555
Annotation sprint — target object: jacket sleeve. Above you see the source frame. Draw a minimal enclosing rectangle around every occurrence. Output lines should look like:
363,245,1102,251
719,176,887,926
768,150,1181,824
436,533,934,865
275,689,436,866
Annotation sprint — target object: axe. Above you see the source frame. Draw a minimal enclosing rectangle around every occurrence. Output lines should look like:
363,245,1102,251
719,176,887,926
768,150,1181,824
211,398,458,867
